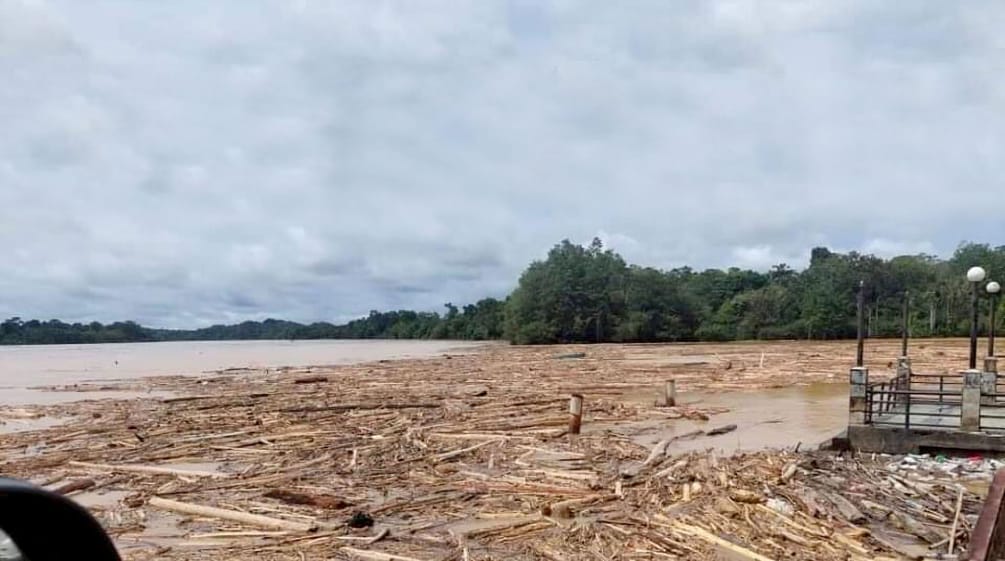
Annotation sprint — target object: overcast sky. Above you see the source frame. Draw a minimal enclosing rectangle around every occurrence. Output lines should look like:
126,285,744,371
2,1,1005,327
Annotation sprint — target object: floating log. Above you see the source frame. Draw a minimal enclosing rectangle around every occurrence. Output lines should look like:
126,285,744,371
293,376,330,384
69,461,227,479
148,497,316,532
279,402,440,413
52,478,96,495
706,424,738,436
341,547,428,561
264,489,353,509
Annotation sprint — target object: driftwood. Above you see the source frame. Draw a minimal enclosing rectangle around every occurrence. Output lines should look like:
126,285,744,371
293,376,330,384
69,461,228,479
161,393,269,404
949,486,964,555
264,489,353,509
673,523,775,561
0,339,989,561
706,424,738,436
619,438,670,479
52,478,96,495
279,402,440,413
341,547,428,561
148,497,317,532
827,493,866,524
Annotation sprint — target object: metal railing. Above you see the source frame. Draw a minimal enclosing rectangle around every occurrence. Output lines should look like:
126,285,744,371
864,372,963,430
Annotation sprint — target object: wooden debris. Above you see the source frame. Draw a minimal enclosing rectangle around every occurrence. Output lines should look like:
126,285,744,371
827,493,866,524
68,461,228,479
263,489,353,509
293,375,330,384
706,424,738,436
0,339,989,561
52,478,96,495
341,547,428,561
148,497,317,532
673,522,775,561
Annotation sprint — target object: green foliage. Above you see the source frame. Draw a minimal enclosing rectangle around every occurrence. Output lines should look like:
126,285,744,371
4,240,1005,346
502,240,1005,344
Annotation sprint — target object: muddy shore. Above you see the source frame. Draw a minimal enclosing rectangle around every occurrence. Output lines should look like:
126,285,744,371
0,339,992,560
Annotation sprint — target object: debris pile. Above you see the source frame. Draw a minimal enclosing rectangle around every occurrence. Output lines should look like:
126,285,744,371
0,339,992,560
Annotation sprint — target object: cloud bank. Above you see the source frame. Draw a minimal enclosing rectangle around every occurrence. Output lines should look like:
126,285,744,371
2,0,1004,326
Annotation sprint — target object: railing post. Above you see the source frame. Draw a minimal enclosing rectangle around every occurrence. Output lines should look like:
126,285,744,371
983,357,998,406
850,367,869,425
905,388,911,430
962,369,982,432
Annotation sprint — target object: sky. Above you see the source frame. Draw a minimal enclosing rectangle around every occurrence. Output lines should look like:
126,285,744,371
2,1,1005,327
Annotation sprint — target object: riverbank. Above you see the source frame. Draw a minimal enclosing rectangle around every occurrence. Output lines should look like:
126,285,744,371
0,339,990,559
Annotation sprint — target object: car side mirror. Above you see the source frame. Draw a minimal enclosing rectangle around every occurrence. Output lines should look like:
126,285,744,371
0,478,121,561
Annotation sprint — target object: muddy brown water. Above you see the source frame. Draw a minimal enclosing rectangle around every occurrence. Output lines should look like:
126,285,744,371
0,339,484,406
614,383,848,454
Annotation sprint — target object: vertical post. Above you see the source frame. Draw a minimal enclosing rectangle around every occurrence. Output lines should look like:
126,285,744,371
568,394,583,435
990,291,998,358
901,291,910,358
856,280,865,368
905,388,911,430
971,281,980,370
896,357,912,406
849,367,869,426
984,356,999,406
962,369,982,432
662,380,676,407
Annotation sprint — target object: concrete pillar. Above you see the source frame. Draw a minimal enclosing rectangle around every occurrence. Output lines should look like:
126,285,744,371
983,357,999,406
849,367,869,426
962,369,983,432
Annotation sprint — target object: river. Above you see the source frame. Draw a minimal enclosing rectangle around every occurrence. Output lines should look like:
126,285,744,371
0,339,482,406
619,383,848,453
0,340,849,450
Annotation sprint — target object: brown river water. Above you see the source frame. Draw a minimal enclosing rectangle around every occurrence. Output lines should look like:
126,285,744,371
0,340,849,450
614,382,848,453
0,339,481,407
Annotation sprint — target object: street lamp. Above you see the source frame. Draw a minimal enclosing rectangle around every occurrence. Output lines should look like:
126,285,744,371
968,266,987,369
988,281,1001,358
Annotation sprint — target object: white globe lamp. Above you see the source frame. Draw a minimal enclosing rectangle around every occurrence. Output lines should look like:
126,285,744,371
968,266,987,283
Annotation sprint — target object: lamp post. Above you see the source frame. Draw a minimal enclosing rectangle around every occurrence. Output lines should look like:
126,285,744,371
968,266,987,369
856,280,865,367
989,281,1001,358
901,290,910,358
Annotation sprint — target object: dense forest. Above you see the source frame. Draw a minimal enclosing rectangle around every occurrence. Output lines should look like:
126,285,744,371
2,240,1004,345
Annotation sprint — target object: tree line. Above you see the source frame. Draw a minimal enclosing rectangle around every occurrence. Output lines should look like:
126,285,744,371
2,240,1004,345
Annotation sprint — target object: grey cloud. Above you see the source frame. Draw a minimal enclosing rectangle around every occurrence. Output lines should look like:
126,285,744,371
2,0,1005,327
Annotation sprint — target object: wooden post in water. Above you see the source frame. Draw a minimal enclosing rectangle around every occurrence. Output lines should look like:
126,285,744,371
568,394,584,435
662,380,677,407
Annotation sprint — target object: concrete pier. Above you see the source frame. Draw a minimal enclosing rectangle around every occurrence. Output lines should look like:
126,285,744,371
984,357,999,406
963,369,983,432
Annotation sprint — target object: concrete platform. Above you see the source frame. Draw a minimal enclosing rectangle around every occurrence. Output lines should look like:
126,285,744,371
849,400,1005,453
871,401,1005,431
